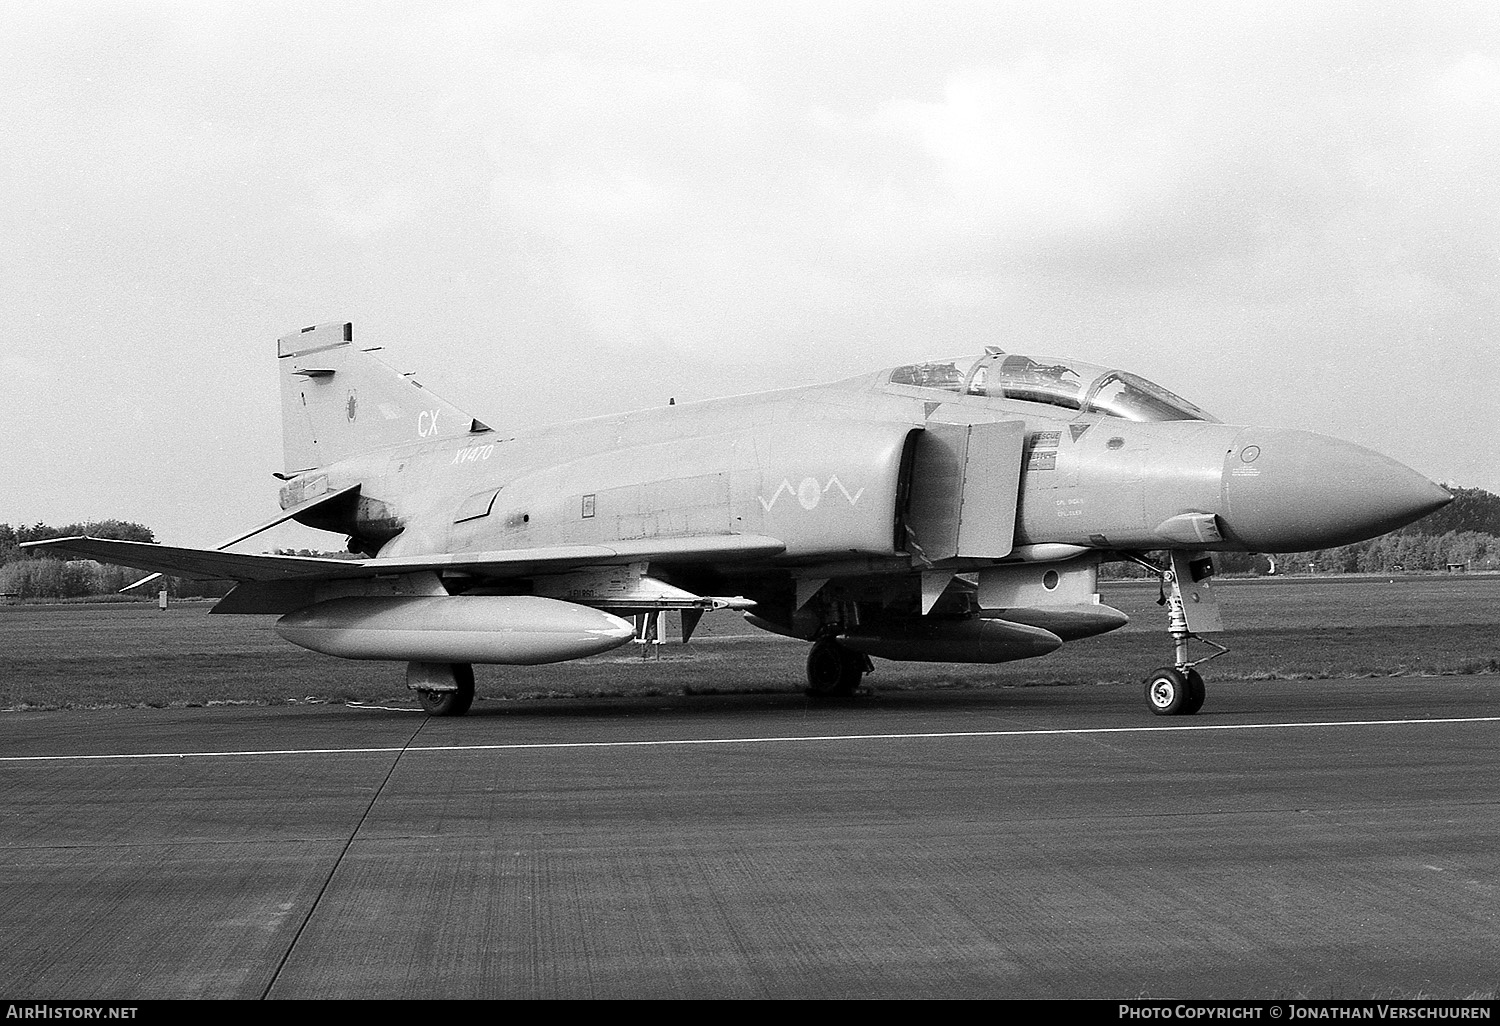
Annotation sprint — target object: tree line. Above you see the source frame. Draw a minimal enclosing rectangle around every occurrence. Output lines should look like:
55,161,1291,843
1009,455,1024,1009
0,521,230,600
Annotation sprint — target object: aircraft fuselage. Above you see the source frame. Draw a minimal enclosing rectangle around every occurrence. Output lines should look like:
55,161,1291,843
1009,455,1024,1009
300,370,1443,571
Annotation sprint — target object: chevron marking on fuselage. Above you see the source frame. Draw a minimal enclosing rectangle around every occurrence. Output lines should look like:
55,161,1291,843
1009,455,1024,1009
758,476,864,512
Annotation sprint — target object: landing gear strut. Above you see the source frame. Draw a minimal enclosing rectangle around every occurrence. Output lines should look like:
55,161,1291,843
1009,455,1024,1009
806,638,870,697
408,661,475,717
1129,552,1227,717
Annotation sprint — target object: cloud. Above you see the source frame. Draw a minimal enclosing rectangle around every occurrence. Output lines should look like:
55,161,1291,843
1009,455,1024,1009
302,179,429,237
876,60,1177,238
3,1,1499,540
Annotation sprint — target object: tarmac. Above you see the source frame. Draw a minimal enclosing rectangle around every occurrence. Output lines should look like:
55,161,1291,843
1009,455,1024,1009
3,675,1499,999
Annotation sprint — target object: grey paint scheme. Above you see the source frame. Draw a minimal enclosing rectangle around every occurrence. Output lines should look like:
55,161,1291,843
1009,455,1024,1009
275,595,635,664
27,321,1451,673
292,339,1444,571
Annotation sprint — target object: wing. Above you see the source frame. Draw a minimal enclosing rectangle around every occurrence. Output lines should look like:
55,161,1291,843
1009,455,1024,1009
22,534,787,583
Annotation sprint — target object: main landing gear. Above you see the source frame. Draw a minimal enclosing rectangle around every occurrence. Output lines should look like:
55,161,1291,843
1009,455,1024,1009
805,637,872,697
408,661,475,717
1129,552,1228,717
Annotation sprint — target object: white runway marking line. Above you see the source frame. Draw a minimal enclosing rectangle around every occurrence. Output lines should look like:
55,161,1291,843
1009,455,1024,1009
3,715,1500,763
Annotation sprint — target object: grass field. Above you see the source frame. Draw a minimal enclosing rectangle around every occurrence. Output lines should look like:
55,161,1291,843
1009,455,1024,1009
3,575,1498,711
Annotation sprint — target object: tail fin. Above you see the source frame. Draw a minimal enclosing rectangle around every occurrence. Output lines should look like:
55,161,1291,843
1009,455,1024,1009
278,322,490,474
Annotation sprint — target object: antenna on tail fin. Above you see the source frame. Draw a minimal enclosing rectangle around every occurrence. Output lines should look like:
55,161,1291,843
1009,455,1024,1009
277,322,489,475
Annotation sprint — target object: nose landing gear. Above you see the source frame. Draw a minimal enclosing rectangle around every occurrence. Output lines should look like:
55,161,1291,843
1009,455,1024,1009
1130,551,1228,717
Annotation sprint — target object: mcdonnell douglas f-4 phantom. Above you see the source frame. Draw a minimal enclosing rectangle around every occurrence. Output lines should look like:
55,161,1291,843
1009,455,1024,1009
29,322,1451,717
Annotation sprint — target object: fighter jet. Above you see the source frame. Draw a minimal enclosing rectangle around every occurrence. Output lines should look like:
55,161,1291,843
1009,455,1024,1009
28,322,1450,717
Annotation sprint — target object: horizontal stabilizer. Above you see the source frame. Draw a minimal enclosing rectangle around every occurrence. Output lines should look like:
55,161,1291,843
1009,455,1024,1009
24,533,787,585
24,537,374,582
119,484,363,592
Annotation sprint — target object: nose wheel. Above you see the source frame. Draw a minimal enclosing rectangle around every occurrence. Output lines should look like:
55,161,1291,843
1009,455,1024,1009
1145,666,1206,716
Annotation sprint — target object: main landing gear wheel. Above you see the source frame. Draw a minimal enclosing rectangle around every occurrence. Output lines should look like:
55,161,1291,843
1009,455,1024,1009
1144,666,1204,717
806,638,869,697
410,662,476,717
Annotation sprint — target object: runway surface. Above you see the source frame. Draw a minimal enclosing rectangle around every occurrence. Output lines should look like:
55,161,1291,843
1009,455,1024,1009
4,675,1499,999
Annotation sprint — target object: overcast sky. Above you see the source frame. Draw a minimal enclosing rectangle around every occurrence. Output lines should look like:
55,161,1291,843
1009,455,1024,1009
2,1,1497,549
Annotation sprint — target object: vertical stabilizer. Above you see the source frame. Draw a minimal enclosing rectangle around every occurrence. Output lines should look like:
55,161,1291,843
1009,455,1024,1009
278,322,486,474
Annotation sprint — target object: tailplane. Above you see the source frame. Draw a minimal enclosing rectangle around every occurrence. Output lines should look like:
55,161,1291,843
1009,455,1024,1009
278,322,488,473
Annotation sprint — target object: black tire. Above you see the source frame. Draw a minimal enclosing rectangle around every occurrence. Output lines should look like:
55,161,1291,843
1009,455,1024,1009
806,639,863,697
417,663,475,717
1144,666,1190,716
841,648,872,693
1182,668,1206,715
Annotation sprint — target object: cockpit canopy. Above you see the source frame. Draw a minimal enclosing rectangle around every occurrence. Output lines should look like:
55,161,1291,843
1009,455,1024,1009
887,351,1217,423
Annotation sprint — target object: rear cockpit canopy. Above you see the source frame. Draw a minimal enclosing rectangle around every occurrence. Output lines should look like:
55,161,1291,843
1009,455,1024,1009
886,351,1217,423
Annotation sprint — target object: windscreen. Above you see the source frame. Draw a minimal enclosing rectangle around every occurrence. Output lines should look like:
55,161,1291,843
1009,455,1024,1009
1081,372,1216,422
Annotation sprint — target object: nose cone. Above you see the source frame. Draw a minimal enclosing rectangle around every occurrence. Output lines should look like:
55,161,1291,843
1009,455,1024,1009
1222,429,1451,552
